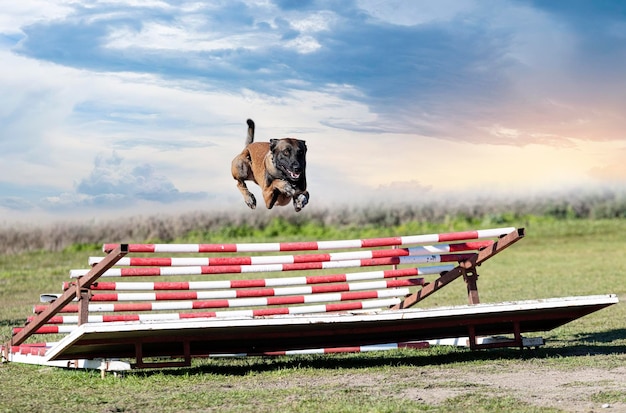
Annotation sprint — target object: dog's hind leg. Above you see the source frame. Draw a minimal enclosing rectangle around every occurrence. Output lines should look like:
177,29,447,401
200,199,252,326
236,180,256,209
231,155,257,209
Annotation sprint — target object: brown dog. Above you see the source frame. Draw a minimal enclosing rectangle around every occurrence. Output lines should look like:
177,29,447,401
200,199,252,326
231,119,309,211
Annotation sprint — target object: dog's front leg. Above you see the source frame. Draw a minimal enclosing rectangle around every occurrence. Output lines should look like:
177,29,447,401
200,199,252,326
293,190,309,212
264,188,280,209
263,180,294,209
263,187,288,209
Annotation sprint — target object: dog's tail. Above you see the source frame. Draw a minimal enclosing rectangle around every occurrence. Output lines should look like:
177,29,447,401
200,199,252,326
246,119,255,145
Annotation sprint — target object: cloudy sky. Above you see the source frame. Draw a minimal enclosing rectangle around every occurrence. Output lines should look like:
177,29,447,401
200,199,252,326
1,0,625,224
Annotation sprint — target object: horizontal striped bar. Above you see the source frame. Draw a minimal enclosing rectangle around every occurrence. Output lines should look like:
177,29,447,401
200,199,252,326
24,297,402,332
102,227,514,253
90,241,492,267
13,325,76,335
8,346,49,357
4,342,55,357
75,279,423,302
63,265,449,291
2,341,429,360
219,341,431,356
3,341,429,358
35,314,160,324
34,289,408,314
70,254,473,278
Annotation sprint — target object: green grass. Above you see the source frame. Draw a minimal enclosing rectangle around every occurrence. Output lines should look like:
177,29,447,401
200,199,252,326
1,217,625,412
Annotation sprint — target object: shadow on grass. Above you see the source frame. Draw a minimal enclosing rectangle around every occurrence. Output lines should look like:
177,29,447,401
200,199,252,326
545,327,626,356
0,319,27,327
0,319,28,343
130,329,626,378
575,328,626,344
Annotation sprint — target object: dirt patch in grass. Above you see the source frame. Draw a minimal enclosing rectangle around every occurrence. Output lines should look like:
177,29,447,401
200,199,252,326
411,366,626,412
230,365,626,412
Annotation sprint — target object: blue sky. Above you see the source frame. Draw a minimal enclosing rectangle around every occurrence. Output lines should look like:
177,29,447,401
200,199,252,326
1,0,625,223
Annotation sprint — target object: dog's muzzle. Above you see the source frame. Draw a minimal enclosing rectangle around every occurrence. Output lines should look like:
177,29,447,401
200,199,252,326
279,163,302,181
286,169,301,180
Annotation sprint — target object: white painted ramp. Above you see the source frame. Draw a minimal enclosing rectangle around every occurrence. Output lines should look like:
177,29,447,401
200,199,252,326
45,294,618,363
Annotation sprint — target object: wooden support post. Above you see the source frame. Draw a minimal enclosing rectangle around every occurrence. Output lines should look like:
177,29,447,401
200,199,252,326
393,228,525,310
77,288,90,326
468,321,526,351
135,342,144,369
183,341,191,366
9,244,128,347
468,325,478,351
514,321,523,351
132,340,193,369
463,268,480,305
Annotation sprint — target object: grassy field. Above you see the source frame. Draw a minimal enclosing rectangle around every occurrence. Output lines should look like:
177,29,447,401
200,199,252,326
0,217,625,412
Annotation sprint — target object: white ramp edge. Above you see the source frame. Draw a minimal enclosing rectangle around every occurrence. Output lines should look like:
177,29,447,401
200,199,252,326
428,336,545,348
3,348,131,373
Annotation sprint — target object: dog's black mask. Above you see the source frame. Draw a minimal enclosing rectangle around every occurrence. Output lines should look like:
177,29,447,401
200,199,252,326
270,138,307,182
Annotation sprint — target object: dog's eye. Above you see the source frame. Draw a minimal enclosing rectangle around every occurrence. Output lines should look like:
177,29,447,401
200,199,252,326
283,148,291,156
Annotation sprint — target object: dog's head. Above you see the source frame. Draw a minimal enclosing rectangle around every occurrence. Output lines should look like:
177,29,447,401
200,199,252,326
270,138,307,182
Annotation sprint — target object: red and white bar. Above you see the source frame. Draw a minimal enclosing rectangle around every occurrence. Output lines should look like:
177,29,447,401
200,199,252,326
34,314,163,324
13,325,77,335
1,341,427,366
2,341,428,360
70,254,473,278
25,297,403,332
67,265,449,292
90,241,492,267
4,342,54,357
63,265,448,292
217,341,430,356
34,289,408,314
102,227,514,253
71,279,423,302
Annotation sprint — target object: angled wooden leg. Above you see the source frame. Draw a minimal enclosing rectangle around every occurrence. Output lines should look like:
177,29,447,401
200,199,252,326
77,288,90,326
464,269,480,305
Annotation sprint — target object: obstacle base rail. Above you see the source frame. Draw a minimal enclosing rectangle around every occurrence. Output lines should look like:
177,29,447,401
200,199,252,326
2,227,618,370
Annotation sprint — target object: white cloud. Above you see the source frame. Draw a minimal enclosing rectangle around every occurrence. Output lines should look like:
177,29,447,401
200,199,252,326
103,7,336,55
42,151,207,209
1,0,625,224
279,11,337,54
0,196,36,211
0,0,75,34
105,22,276,52
357,0,477,26
289,11,336,32
284,35,321,54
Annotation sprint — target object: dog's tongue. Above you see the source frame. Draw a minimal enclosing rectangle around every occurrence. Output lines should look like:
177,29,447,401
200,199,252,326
288,170,300,179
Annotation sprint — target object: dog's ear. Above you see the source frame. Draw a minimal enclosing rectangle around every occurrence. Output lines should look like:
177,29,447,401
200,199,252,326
270,139,278,151
298,140,307,153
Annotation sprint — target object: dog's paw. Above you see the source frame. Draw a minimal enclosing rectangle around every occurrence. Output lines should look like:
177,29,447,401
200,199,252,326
245,193,257,209
282,184,296,197
294,193,308,212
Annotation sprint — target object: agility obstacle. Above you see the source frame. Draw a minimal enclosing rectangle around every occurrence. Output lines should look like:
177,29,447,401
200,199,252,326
2,227,618,371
